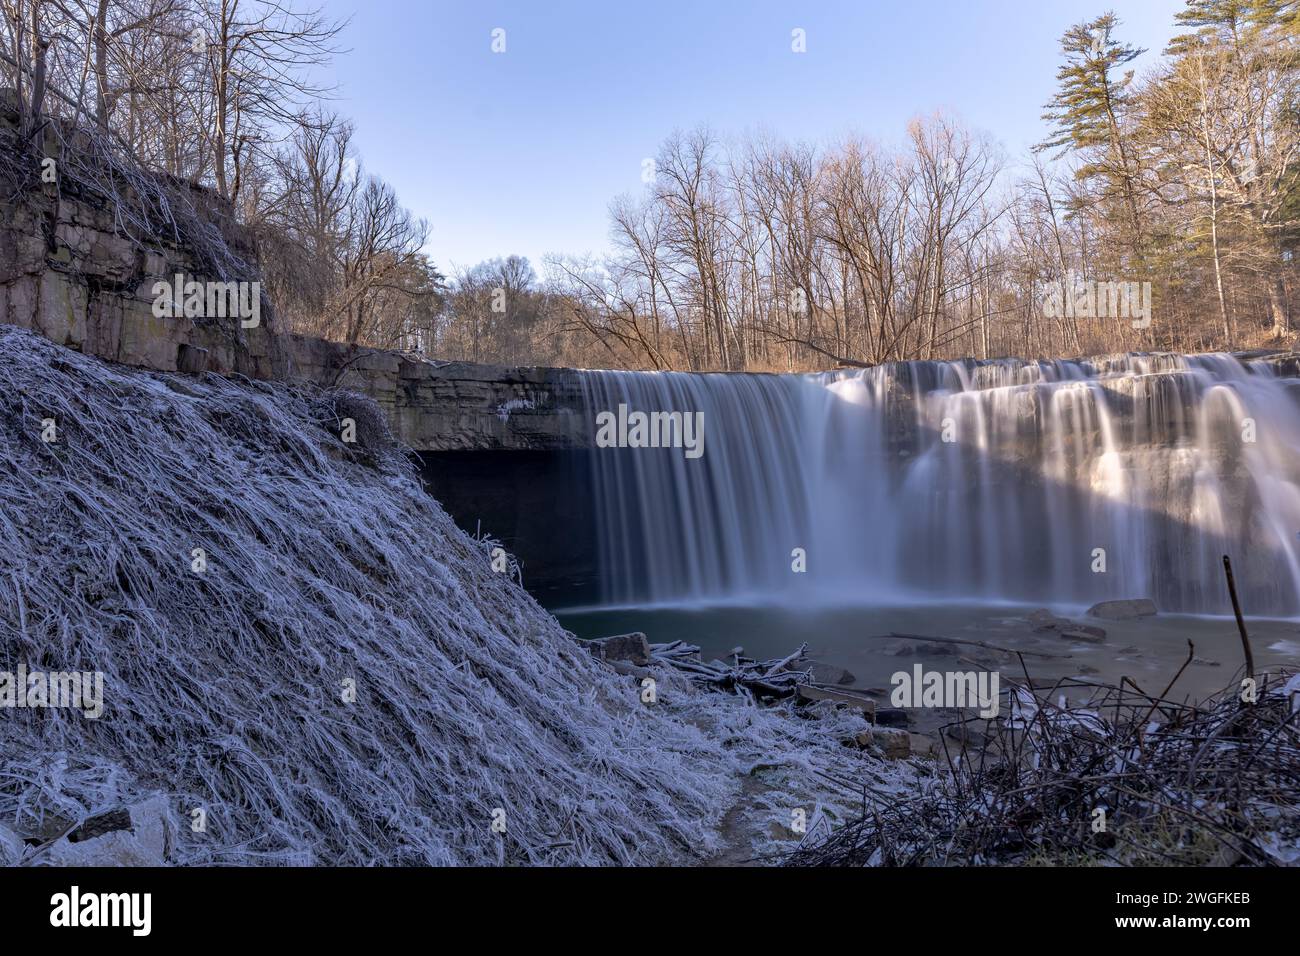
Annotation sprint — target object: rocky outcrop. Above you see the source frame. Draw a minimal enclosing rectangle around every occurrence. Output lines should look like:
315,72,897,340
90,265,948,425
383,360,587,451
0,186,589,450
0,108,592,453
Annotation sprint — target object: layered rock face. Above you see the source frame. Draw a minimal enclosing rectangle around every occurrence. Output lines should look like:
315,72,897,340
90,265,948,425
0,107,590,454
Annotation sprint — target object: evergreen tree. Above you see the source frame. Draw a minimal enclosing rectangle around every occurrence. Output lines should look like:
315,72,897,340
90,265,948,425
1039,13,1148,259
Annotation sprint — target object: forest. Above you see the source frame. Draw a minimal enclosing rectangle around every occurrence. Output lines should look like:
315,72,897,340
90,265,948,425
4,1,1300,369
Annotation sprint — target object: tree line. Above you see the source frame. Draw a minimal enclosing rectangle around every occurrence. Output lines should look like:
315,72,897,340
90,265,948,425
5,1,1300,369
528,2,1300,370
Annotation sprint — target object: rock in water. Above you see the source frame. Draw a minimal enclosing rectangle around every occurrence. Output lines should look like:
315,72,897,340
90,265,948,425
1060,624,1107,643
1028,608,1071,631
874,708,912,728
1086,598,1158,620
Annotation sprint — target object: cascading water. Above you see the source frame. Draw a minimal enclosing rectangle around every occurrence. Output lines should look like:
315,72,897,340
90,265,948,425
580,354,1300,616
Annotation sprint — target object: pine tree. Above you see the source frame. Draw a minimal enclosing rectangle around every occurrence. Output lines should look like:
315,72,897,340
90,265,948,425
1039,13,1148,262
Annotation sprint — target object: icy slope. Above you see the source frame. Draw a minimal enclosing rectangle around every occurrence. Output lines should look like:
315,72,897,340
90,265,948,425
0,326,743,865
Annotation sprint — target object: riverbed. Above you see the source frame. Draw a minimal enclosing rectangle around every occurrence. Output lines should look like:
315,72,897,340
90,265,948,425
557,601,1300,707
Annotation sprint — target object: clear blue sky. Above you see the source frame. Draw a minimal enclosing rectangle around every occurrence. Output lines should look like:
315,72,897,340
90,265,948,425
316,0,1188,273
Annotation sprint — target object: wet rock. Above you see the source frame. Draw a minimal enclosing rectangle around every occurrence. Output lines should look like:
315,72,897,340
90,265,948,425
1087,598,1158,620
875,708,912,728
1028,608,1072,631
1060,627,1106,644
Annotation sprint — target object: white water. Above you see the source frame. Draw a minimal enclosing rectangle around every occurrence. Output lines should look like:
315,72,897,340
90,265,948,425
581,354,1300,615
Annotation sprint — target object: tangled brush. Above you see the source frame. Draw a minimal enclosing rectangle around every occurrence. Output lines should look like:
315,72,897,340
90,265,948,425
0,325,746,865
786,663,1300,867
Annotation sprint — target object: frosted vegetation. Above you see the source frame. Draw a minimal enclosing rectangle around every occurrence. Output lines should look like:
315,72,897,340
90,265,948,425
0,327,911,864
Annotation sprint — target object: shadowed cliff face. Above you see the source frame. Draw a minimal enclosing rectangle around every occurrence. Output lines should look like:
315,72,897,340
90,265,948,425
417,450,601,607
430,352,1300,616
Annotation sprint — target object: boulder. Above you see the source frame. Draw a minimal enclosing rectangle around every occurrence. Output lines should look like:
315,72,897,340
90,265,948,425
606,658,654,681
585,632,651,667
40,795,172,867
1087,598,1158,620
874,708,912,728
177,343,210,374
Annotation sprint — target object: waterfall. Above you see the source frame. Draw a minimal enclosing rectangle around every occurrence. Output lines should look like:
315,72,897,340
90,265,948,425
580,354,1300,615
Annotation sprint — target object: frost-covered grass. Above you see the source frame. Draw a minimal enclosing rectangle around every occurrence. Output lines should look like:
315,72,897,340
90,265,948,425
0,327,746,864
